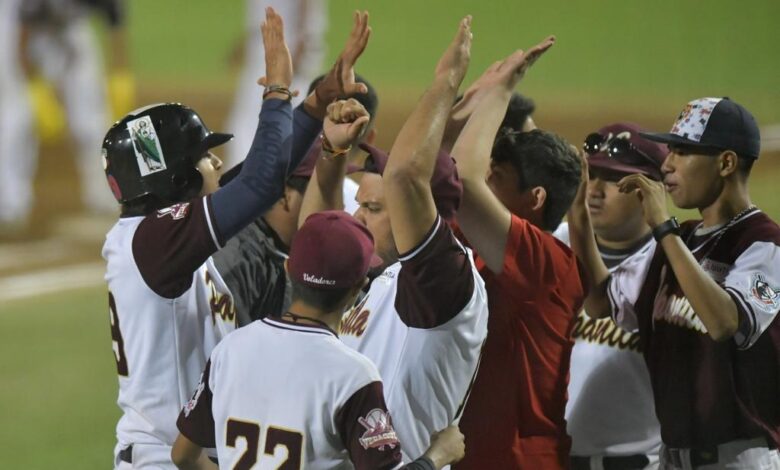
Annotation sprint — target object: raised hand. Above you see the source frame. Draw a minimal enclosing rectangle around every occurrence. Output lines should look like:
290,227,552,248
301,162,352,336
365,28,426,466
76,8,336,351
322,99,370,150
257,7,295,95
309,11,371,114
617,173,670,228
434,16,473,89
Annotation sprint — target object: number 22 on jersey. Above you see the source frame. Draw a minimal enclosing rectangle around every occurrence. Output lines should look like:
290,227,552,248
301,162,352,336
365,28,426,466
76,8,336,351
227,418,303,470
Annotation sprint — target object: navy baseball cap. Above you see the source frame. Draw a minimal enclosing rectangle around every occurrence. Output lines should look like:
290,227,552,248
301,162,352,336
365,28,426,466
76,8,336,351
586,122,668,181
640,97,761,159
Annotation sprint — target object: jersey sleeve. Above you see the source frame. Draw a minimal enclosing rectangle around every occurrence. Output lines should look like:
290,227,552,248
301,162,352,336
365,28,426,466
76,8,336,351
395,216,475,328
606,238,658,332
335,381,404,470
177,360,216,448
133,196,222,299
723,241,780,349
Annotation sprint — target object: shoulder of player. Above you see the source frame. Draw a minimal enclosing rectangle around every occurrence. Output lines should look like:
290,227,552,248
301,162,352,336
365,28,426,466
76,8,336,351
732,211,780,246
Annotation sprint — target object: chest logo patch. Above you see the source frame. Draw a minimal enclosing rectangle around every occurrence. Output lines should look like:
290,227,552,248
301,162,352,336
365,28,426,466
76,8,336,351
340,296,370,337
358,409,399,451
750,273,780,313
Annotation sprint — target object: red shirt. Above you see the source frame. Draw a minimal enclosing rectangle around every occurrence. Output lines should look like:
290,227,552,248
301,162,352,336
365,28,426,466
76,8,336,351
456,215,585,470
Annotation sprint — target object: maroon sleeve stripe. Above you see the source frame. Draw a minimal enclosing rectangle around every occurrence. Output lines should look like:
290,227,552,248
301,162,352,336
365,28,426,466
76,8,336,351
398,217,442,261
395,217,475,329
176,360,217,448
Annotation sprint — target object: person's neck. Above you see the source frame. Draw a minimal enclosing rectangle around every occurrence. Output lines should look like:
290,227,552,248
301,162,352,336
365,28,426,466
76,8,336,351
699,184,753,228
595,227,652,251
285,300,342,332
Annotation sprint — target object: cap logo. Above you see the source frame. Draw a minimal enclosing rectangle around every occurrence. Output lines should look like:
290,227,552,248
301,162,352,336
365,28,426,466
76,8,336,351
127,116,167,176
670,97,721,142
303,273,336,286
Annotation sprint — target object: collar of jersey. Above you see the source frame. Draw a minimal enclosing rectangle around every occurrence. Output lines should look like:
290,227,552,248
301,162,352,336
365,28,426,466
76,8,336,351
262,317,338,338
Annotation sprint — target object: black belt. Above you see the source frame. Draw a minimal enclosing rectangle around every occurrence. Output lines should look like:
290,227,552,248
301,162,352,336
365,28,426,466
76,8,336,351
119,445,133,464
571,454,650,470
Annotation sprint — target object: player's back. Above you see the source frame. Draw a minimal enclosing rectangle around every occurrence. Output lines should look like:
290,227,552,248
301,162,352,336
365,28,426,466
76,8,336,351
103,209,234,451
339,218,489,461
208,318,395,469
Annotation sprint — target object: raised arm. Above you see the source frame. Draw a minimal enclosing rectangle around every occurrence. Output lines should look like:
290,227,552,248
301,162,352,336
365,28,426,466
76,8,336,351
298,99,370,225
449,38,554,272
566,149,612,318
382,17,472,254
210,7,294,241
300,11,371,120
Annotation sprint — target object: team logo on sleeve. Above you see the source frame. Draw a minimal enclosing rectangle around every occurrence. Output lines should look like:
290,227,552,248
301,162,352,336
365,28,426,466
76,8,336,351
750,273,780,312
157,202,190,220
183,376,206,417
358,409,399,451
127,116,167,175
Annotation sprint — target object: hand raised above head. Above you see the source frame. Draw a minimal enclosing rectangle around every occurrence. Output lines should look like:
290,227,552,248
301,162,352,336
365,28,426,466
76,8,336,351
310,11,371,112
322,99,370,151
257,7,295,95
434,15,473,89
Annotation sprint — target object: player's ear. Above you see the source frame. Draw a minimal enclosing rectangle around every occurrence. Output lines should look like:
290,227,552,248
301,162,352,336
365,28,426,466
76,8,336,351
718,150,739,177
529,186,547,211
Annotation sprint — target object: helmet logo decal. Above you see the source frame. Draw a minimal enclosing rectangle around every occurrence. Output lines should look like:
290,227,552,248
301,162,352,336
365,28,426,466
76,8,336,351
127,116,167,176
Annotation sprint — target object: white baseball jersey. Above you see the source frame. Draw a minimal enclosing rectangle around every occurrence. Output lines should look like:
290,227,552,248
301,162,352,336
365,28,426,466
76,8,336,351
103,196,237,465
339,216,489,461
177,317,405,470
554,223,661,459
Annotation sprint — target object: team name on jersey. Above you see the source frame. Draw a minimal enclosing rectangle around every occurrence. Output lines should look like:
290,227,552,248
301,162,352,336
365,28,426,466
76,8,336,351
205,270,236,327
572,310,641,352
340,296,370,337
654,273,708,334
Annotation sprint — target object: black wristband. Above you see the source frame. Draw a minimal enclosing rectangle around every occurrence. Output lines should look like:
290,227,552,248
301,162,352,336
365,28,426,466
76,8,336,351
652,216,680,241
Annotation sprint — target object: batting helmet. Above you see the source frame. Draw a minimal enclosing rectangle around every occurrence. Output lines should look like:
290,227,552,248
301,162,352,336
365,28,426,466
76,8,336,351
102,103,232,207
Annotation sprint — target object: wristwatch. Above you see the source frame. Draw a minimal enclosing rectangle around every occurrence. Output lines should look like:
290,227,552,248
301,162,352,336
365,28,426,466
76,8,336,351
652,217,680,241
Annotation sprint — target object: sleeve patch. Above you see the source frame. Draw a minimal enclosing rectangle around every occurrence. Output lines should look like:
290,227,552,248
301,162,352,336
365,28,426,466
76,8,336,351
358,409,399,451
749,273,780,313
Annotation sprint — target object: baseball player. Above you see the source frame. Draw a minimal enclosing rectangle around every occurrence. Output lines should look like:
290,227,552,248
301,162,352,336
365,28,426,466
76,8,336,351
172,209,466,470
568,97,780,469
102,8,373,468
447,42,586,470
299,18,489,463
224,0,328,169
0,0,130,231
556,122,667,470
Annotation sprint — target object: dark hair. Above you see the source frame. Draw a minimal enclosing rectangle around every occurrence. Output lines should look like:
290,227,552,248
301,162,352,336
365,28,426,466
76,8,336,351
500,93,535,132
307,73,379,123
492,129,581,231
290,279,356,312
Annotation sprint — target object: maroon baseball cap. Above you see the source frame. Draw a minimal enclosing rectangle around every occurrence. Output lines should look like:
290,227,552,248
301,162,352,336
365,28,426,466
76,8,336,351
288,211,381,289
585,122,668,181
352,143,463,221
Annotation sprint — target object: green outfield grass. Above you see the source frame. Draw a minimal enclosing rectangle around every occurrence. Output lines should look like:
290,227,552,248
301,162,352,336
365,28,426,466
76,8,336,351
0,287,118,469
126,0,780,121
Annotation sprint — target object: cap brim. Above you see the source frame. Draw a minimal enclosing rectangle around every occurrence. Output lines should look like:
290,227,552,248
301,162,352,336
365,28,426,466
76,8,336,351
202,132,233,150
588,157,661,180
638,131,711,149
